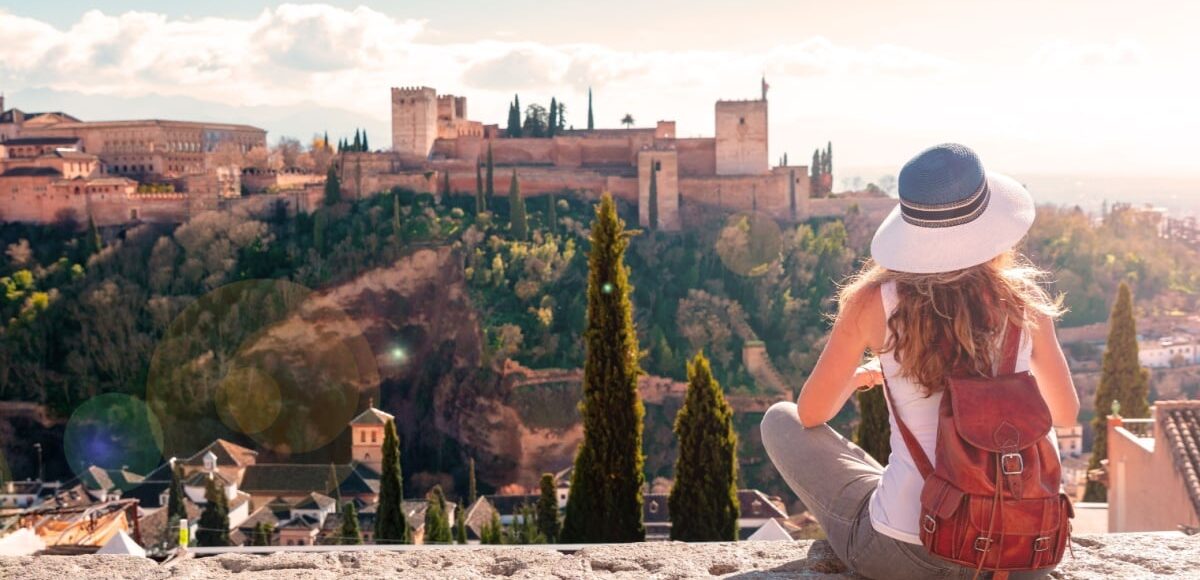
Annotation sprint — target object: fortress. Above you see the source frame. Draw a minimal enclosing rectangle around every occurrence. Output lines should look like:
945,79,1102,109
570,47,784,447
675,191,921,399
341,81,895,228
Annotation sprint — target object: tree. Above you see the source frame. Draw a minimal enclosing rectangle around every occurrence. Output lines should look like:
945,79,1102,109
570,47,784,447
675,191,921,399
621,113,635,129
546,194,558,234
810,149,822,198
668,352,739,541
353,129,362,152
423,485,453,544
557,102,566,133
468,457,478,505
561,194,646,543
362,130,369,151
197,476,230,547
392,191,403,239
324,166,341,206
648,161,658,230
454,501,468,544
481,510,503,544
509,170,527,240
548,98,558,138
853,386,890,466
167,463,187,534
251,522,273,546
84,216,102,257
339,501,363,545
443,170,452,197
536,473,560,543
789,169,798,220
507,504,545,544
375,419,412,543
507,95,523,137
1085,282,1150,501
523,104,548,138
587,87,595,130
475,161,486,214
486,142,495,201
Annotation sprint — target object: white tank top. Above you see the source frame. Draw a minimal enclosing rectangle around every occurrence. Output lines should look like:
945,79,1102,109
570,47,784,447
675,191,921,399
867,281,1034,544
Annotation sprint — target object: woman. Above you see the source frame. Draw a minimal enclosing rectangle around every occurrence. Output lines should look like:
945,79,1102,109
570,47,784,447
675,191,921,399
761,143,1079,580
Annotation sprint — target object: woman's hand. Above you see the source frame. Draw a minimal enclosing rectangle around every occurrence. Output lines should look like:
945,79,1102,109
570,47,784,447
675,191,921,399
853,359,883,391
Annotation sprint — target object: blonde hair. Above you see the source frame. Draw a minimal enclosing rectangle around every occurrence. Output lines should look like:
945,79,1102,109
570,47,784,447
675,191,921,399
838,250,1064,394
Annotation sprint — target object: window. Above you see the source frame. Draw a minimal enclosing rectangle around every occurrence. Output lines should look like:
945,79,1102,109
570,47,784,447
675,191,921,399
371,431,377,443
360,431,366,443
739,117,745,125
654,161,662,171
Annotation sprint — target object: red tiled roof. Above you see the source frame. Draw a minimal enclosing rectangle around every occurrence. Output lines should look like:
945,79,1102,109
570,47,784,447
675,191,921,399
1158,401,1200,521
181,439,258,468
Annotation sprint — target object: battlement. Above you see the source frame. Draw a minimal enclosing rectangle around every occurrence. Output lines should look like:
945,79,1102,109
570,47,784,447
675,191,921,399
391,86,437,98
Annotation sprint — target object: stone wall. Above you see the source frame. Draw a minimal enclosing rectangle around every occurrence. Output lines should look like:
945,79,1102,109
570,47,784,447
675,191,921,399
714,100,768,176
391,87,438,158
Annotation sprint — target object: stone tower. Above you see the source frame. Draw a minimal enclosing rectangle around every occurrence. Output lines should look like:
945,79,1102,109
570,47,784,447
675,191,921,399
349,403,394,473
714,94,768,176
391,86,438,159
637,149,680,231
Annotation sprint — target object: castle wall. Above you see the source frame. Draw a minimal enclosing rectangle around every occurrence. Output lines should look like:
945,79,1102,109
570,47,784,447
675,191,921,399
808,196,896,223
675,138,717,176
638,150,680,231
714,100,769,176
391,87,438,158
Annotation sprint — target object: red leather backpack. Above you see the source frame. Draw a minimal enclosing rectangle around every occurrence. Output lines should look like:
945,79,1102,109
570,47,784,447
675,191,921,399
882,321,1073,579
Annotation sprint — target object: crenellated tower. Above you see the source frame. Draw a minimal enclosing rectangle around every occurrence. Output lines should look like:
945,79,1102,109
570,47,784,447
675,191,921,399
391,86,438,158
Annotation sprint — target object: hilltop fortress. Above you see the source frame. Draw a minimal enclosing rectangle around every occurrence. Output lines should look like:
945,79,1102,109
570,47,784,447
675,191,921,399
340,82,895,229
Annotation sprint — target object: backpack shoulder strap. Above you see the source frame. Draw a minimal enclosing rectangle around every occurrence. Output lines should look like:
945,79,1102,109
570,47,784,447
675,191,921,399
880,368,934,479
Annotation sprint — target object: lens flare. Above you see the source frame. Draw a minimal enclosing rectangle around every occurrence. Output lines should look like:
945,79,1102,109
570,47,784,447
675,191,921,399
715,211,782,277
62,394,163,491
146,279,380,462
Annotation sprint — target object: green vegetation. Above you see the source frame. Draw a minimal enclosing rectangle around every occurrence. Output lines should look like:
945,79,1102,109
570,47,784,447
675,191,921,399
375,419,412,544
509,170,527,240
423,484,453,543
480,510,503,544
251,522,273,546
197,476,230,547
536,473,560,543
561,194,646,543
454,500,468,544
324,165,341,205
167,464,187,541
587,88,594,131
339,501,363,545
853,386,891,466
1084,282,1150,501
669,352,739,541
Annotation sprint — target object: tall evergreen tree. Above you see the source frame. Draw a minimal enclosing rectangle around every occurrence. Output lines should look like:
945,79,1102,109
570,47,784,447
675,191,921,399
475,161,486,214
853,386,891,466
197,476,230,547
375,419,411,543
353,129,362,152
587,87,595,130
481,510,503,544
486,143,495,201
323,131,330,150
468,458,478,505
558,102,566,132
167,463,186,530
668,352,739,541
547,194,557,234
536,473,560,543
339,502,363,545
454,501,468,544
251,522,273,546
648,161,659,230
423,485,453,544
392,191,403,239
443,170,452,196
513,95,523,137
508,504,545,544
810,149,822,198
361,130,369,151
324,166,341,206
84,216,102,256
561,194,646,543
509,170,527,240
825,141,833,174
548,97,558,138
789,169,798,220
1085,282,1150,501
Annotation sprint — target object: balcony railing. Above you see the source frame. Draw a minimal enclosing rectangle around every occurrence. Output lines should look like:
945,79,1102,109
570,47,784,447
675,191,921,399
1119,418,1155,438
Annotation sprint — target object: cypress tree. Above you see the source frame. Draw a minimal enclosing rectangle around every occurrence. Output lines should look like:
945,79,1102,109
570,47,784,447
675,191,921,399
853,386,891,466
1085,282,1149,501
587,87,595,130
313,209,327,255
825,141,833,174
510,504,545,544
475,161,486,213
323,131,329,150
536,473,560,543
375,419,411,543
668,352,739,541
324,166,341,205
353,129,362,152
481,510,503,544
811,149,822,197
197,476,230,547
548,97,558,138
454,501,468,544
167,463,186,529
558,102,566,133
392,191,403,243
362,130,369,151
468,457,477,505
443,170,451,196
648,161,658,230
789,169,797,220
339,501,363,545
547,194,557,234
423,485,453,544
486,142,495,201
509,170,527,240
84,216,102,256
251,522,273,546
561,194,646,543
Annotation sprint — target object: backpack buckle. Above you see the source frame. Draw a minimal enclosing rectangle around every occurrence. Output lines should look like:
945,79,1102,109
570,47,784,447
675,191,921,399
1001,452,1024,475
922,514,937,533
974,536,994,552
1033,536,1051,552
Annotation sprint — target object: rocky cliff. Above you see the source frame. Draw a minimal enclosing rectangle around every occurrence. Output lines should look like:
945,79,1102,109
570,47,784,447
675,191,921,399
4,534,1197,579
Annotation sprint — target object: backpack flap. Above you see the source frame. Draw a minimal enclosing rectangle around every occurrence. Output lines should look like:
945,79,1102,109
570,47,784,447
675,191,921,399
948,372,1052,453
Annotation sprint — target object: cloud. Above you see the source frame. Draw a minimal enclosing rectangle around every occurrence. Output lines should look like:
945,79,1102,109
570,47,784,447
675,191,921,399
1031,39,1149,70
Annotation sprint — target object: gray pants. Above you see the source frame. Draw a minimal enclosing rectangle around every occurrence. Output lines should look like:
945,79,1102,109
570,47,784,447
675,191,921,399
760,402,1052,580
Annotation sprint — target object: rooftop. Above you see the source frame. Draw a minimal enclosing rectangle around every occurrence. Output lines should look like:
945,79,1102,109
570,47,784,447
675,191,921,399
349,407,394,426
1158,400,1200,521
181,439,258,468
0,136,80,146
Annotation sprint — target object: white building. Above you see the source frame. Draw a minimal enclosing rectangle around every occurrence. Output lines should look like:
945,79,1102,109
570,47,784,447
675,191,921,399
1138,335,1198,368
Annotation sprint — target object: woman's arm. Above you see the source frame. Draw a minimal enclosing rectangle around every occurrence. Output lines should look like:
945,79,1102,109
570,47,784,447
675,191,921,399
796,285,883,427
1028,311,1080,427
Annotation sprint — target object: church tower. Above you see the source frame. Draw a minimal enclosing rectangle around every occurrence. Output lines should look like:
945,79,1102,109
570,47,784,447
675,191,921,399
349,402,394,474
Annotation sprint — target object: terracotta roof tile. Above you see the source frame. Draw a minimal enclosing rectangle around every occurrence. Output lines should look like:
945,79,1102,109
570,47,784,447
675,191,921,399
1157,401,1200,521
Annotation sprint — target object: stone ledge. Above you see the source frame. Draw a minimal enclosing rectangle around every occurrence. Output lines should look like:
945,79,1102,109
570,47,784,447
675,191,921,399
2,534,1198,579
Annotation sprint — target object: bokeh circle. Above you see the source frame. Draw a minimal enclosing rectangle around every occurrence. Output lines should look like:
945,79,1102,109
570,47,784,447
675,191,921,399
63,393,164,491
715,211,782,276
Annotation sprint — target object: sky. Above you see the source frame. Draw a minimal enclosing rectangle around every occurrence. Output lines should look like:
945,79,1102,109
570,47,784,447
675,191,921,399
1,1,1199,201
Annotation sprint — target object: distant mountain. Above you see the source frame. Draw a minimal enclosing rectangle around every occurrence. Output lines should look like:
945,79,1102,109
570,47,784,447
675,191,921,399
7,88,388,147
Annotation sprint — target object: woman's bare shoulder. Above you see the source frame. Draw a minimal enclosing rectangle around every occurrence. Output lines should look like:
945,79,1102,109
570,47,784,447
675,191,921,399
840,282,886,346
